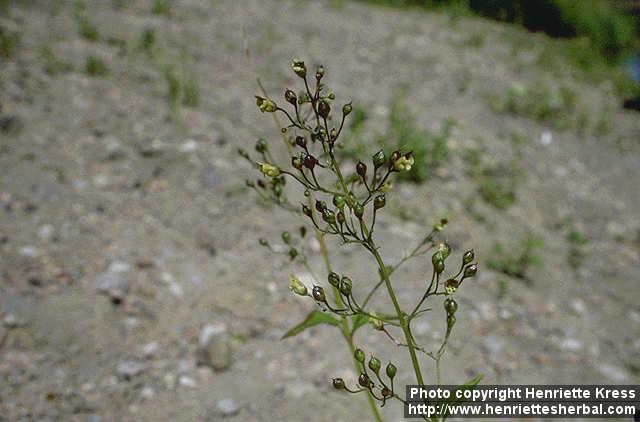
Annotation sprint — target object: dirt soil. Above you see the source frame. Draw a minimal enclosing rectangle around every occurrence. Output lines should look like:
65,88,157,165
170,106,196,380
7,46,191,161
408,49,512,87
1,0,639,421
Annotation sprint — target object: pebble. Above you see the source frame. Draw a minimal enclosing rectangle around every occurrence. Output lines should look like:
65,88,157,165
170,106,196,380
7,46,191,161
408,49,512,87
18,245,38,258
178,375,197,388
37,224,54,240
2,313,20,328
141,341,159,358
569,299,586,316
116,360,144,380
94,272,129,303
179,139,199,152
558,338,583,352
108,261,131,273
168,282,184,298
196,323,232,371
140,386,155,399
540,131,553,146
217,398,239,417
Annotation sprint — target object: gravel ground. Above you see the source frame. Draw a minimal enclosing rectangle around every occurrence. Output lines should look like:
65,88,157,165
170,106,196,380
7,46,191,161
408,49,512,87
1,0,639,421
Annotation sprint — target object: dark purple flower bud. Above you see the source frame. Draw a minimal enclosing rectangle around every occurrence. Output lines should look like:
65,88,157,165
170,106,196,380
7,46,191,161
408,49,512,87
295,136,307,148
304,154,317,170
318,100,330,119
285,89,297,105
356,161,367,178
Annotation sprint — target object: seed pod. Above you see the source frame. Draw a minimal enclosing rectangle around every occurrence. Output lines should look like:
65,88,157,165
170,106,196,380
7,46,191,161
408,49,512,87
358,373,371,388
322,209,336,224
330,128,337,141
342,102,352,116
445,278,459,295
303,154,317,170
284,89,297,105
332,378,345,390
291,155,303,170
444,298,458,315
333,195,345,209
315,200,326,212
288,247,298,260
258,162,280,177
354,348,365,363
302,204,312,218
463,249,475,265
368,356,381,374
312,285,326,302
339,276,352,296
386,363,397,379
291,59,306,78
354,203,364,218
289,274,308,296
316,65,325,81
318,100,330,119
328,272,340,288
434,259,445,274
336,211,345,225
372,149,386,168
437,243,451,260
369,312,384,330
356,161,367,178
463,263,478,279
282,231,291,244
295,136,307,149
374,194,386,210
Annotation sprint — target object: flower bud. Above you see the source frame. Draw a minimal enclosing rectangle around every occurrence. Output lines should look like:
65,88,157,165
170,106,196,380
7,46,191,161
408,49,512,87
291,59,306,78
328,272,340,288
463,249,475,265
374,194,386,210
291,155,303,170
258,162,280,177
368,356,381,374
354,203,364,218
302,204,312,218
284,89,297,105
295,136,307,149
322,209,336,224
393,153,415,172
304,154,317,170
255,138,268,153
289,274,308,296
389,150,401,166
444,298,458,315
312,285,326,302
339,276,352,296
255,96,277,113
358,373,371,388
463,263,478,279
386,363,397,379
332,378,345,390
316,65,324,81
333,195,345,209
336,211,345,225
437,243,451,260
354,348,365,363
356,161,367,178
372,149,386,168
315,200,326,212
282,231,291,244
342,102,352,116
434,258,445,274
445,278,459,295
318,100,330,119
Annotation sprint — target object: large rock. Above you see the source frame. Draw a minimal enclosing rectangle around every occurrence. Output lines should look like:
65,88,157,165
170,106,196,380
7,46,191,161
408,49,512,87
196,323,231,371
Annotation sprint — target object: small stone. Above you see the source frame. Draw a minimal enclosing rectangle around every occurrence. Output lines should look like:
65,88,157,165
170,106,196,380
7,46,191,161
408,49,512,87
37,224,54,240
140,386,155,399
168,282,184,298
94,272,129,303
540,131,553,146
179,139,199,152
116,360,144,380
2,313,20,328
569,299,586,316
196,323,231,371
18,245,38,258
558,338,583,352
141,341,159,358
217,398,239,417
105,136,126,160
108,261,131,273
178,375,197,388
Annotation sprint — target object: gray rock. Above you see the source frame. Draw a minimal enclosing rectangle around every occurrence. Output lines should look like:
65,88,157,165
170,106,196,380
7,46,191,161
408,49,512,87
116,360,144,380
196,323,231,371
94,273,129,303
217,398,239,417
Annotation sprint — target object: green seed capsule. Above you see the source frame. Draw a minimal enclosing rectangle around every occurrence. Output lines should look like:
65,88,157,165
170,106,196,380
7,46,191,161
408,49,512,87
332,378,345,390
328,272,340,288
386,363,397,379
255,138,268,153
322,209,336,224
358,373,370,388
463,249,474,265
339,276,352,296
463,263,478,279
372,150,386,168
369,315,383,330
354,348,365,363
302,205,312,218
333,195,345,209
342,102,352,116
444,298,458,315
354,203,364,218
374,194,386,210
368,356,381,374
312,286,326,302
433,258,445,274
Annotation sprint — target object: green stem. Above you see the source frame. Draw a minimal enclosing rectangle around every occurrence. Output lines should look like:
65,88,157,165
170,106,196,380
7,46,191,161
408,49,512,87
316,227,383,422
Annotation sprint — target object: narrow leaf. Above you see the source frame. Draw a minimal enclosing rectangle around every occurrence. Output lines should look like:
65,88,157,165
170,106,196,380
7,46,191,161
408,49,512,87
350,314,369,333
281,310,340,339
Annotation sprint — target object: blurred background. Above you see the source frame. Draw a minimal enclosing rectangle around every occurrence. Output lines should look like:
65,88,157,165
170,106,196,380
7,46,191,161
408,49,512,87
1,0,639,420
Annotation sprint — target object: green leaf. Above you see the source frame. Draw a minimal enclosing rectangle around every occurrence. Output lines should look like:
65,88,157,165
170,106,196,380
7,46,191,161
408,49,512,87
350,314,369,333
281,310,340,339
